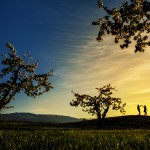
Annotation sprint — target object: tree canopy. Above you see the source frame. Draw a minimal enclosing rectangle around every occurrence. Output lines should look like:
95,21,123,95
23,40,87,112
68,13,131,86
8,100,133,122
92,0,150,52
70,84,126,128
0,43,53,110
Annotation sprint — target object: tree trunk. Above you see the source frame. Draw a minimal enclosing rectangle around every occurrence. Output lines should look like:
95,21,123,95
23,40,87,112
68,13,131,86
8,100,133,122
97,106,110,129
102,106,109,122
0,98,10,110
97,111,103,129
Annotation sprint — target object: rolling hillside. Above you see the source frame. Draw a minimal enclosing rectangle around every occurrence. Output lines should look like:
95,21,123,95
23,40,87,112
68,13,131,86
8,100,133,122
66,115,150,129
0,115,150,130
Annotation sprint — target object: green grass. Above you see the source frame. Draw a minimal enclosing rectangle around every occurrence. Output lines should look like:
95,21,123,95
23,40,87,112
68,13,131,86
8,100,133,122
0,129,150,150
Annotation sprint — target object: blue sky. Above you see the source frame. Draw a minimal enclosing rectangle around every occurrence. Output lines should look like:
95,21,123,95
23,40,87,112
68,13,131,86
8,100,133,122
0,0,150,118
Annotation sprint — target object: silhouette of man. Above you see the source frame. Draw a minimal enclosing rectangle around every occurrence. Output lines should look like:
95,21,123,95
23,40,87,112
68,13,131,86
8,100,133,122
144,105,148,116
137,105,141,115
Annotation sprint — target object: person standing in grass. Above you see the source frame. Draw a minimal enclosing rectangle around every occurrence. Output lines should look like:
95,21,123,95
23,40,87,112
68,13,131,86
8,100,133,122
144,105,148,116
137,105,141,115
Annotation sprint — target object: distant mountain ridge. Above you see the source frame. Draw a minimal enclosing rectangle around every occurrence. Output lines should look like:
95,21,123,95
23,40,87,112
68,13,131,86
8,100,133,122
0,112,82,123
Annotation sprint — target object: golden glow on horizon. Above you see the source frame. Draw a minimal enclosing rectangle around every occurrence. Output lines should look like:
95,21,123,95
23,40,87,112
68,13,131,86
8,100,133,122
4,36,150,119
54,35,150,118
25,36,150,118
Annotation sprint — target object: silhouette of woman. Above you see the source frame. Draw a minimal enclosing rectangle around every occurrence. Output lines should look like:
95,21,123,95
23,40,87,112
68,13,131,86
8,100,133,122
144,105,148,116
137,105,141,115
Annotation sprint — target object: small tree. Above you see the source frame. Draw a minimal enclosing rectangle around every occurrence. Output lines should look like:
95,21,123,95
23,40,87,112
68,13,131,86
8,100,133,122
92,0,150,52
0,43,53,110
70,84,126,128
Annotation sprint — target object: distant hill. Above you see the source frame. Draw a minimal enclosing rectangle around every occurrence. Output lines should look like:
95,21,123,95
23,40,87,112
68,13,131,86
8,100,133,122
0,112,82,123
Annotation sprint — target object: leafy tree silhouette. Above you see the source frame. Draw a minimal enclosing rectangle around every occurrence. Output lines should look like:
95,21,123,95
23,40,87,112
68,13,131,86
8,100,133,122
0,43,53,110
92,0,150,52
70,84,126,129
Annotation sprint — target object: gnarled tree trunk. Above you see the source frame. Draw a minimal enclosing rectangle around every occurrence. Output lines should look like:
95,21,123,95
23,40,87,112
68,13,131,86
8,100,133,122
97,111,103,129
97,106,110,129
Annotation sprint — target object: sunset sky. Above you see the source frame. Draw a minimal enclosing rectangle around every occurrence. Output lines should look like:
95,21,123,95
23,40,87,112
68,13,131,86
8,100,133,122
0,0,150,119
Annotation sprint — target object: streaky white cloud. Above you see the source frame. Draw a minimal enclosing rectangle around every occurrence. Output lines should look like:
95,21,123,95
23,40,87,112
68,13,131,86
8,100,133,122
135,88,150,94
56,33,150,117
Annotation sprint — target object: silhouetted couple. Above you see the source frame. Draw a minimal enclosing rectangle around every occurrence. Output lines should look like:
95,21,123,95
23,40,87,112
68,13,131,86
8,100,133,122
137,105,147,116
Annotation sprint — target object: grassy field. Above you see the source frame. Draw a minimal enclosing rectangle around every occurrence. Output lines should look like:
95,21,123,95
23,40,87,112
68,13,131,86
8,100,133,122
0,129,150,150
